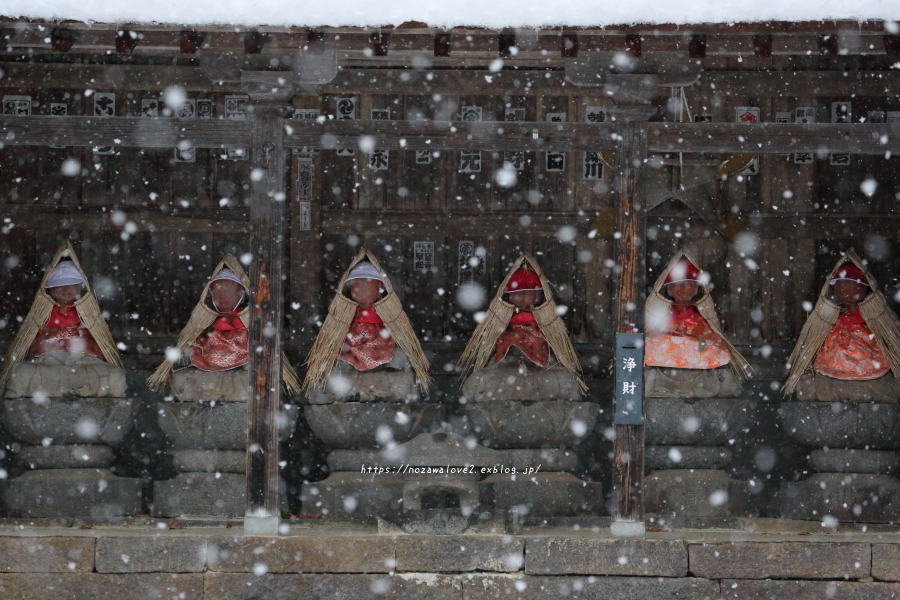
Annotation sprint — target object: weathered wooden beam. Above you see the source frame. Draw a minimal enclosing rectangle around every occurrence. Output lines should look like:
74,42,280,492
650,122,900,155
321,209,900,241
286,120,618,151
307,66,900,95
245,108,288,535
4,60,898,98
702,70,900,97
1,115,898,155
288,120,900,154
610,107,653,537
320,210,593,237
0,116,251,148
296,66,704,96
0,63,236,91
0,206,249,233
649,213,900,240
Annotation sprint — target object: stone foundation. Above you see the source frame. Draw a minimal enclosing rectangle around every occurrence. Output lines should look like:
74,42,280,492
303,431,600,527
152,472,288,518
0,522,899,599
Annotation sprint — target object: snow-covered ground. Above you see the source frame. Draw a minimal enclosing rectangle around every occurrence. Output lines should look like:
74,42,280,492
1,0,899,28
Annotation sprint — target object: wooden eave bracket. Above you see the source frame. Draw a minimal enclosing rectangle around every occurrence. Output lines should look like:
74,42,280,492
565,53,701,101
241,51,339,100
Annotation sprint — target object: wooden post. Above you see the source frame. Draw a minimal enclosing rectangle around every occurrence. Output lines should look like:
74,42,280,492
245,105,288,534
288,96,323,347
609,105,654,537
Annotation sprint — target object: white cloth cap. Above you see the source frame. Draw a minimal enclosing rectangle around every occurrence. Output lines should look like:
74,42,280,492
44,261,84,288
209,267,247,289
345,262,384,285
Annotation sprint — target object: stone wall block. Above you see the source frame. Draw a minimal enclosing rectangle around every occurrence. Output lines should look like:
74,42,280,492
720,579,900,600
690,542,870,579
462,575,719,600
207,535,396,573
872,544,900,581
0,573,203,600
204,573,462,600
95,536,207,573
396,535,524,572
0,537,95,573
525,538,688,576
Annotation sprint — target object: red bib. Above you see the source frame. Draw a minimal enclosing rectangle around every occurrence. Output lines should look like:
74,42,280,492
645,304,731,370
509,310,538,325
495,310,550,367
30,304,104,359
814,310,889,380
211,313,245,331
354,307,384,324
338,307,395,371
191,321,249,371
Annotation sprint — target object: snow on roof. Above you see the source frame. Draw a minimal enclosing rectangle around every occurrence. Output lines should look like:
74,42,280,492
2,0,899,29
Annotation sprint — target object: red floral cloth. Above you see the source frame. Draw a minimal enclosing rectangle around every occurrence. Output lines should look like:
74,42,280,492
191,313,249,371
29,304,104,359
494,311,550,367
645,304,731,369
339,307,396,371
814,308,889,380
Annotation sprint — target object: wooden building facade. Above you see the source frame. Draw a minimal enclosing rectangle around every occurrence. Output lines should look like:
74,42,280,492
1,19,900,524
1,22,899,362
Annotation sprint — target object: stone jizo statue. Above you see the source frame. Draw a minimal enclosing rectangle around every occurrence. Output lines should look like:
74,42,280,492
147,254,300,397
303,248,431,402
784,250,900,402
1,241,125,398
644,250,751,398
459,253,585,401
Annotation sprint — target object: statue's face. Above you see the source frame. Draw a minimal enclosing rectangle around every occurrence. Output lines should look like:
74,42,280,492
209,279,246,312
48,283,82,303
507,289,543,309
833,280,867,306
667,280,699,303
349,278,382,307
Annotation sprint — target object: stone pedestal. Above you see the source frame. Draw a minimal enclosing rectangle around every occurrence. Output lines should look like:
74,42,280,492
304,356,602,527
778,400,900,522
455,363,602,521
461,364,583,403
643,396,756,520
459,399,597,449
306,349,418,405
152,369,297,517
303,355,453,521
645,366,741,399
303,431,596,529
304,402,444,448
0,362,141,518
4,355,127,399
